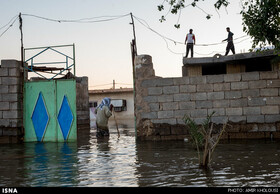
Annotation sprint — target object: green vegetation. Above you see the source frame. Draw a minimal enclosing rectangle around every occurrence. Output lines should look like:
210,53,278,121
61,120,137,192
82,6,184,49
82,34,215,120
183,112,227,168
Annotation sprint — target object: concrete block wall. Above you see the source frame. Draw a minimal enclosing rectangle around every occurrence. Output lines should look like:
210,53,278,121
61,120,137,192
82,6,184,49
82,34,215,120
0,60,25,143
135,55,280,140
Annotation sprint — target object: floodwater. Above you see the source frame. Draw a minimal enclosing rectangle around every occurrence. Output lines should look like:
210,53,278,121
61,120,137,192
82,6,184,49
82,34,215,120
0,128,279,187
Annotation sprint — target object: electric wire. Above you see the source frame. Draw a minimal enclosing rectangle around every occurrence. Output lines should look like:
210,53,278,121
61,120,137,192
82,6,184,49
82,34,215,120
0,16,18,38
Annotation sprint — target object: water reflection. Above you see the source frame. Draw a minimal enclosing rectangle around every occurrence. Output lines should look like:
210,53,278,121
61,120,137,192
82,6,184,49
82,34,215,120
0,128,279,187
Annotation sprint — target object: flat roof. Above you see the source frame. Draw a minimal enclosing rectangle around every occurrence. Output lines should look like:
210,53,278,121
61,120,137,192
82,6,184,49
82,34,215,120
89,88,133,94
183,50,277,66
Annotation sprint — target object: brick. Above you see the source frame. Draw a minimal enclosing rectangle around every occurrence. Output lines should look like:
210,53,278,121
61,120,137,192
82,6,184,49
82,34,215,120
174,93,191,101
189,76,206,84
261,106,279,115
266,80,280,88
197,84,213,92
242,72,259,81
226,108,242,116
231,82,248,90
149,103,160,111
230,98,248,107
3,110,21,119
207,92,224,100
208,108,225,116
180,85,196,93
0,102,9,110
206,74,224,83
196,100,213,109
162,102,178,110
249,80,266,89
229,116,246,123
158,110,174,119
242,89,260,98
213,83,230,91
9,68,20,76
141,112,158,119
152,118,176,125
225,91,241,99
260,71,278,79
247,115,265,123
265,115,280,123
191,109,207,117
224,73,241,82
260,88,278,96
191,92,207,101
179,101,195,110
0,85,8,93
144,96,158,103
1,77,21,85
243,107,261,115
173,77,189,85
163,86,179,94
158,94,173,102
148,87,162,95
248,97,266,106
266,97,280,105
211,116,228,124
0,68,8,76
213,99,230,108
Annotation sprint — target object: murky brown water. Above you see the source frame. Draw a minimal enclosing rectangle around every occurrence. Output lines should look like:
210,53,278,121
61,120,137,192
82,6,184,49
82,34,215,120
0,128,279,187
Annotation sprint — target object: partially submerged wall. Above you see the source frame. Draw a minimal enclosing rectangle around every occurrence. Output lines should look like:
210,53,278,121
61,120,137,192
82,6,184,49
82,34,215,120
0,60,25,143
135,55,280,140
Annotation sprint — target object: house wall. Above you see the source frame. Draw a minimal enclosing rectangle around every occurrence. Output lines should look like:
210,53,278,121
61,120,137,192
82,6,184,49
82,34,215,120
0,60,26,143
135,55,280,141
89,89,134,128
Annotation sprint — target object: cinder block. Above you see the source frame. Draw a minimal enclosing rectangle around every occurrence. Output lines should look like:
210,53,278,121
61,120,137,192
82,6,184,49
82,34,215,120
206,74,224,83
231,82,248,90
148,87,162,95
156,78,174,87
144,96,158,103
266,80,280,88
213,99,230,108
196,100,213,109
207,92,224,100
242,89,260,98
266,97,280,105
191,92,207,101
224,73,241,82
260,71,278,79
2,77,21,85
158,110,174,119
0,85,8,93
229,116,246,123
260,88,278,96
158,94,173,102
226,108,242,116
197,84,213,92
247,115,264,123
3,110,21,119
0,102,9,110
163,86,179,94
243,107,261,115
1,60,21,68
189,76,206,84
162,102,178,110
190,109,207,117
149,103,160,111
0,68,8,76
242,72,259,81
9,68,21,77
213,83,230,91
261,106,279,115
265,115,280,123
208,108,225,116
225,91,242,99
174,110,191,118
173,77,189,85
230,98,248,107
173,93,191,102
141,112,158,119
248,80,266,89
179,101,195,110
211,116,228,124
248,97,266,106
180,85,196,93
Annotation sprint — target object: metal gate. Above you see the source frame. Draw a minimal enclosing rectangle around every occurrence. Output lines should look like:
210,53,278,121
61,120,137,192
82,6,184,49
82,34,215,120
24,79,77,142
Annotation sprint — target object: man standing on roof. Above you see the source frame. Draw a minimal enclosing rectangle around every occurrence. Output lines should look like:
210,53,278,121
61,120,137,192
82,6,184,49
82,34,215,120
223,27,235,56
185,29,196,58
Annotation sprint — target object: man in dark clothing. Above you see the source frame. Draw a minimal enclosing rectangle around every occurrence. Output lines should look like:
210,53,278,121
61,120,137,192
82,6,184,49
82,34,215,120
223,27,235,56
185,29,196,58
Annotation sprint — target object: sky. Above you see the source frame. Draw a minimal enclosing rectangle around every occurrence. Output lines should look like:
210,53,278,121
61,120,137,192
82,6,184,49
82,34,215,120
0,0,252,89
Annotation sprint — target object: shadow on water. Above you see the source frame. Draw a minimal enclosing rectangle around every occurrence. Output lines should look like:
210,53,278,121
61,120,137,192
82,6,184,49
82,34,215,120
0,127,279,187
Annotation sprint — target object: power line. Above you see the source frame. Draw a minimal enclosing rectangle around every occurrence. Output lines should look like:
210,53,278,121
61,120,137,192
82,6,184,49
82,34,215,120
0,16,18,38
21,13,130,23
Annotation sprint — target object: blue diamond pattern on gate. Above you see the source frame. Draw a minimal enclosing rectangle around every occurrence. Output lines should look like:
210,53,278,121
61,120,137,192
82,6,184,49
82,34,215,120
57,95,73,140
31,92,49,142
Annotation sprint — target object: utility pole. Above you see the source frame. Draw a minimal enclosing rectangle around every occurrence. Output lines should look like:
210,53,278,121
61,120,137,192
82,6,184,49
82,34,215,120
19,13,24,68
130,12,137,136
